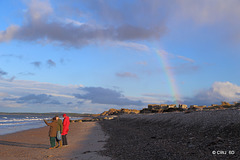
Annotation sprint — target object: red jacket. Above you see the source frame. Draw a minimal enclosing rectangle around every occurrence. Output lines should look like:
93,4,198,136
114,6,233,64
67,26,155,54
62,116,70,135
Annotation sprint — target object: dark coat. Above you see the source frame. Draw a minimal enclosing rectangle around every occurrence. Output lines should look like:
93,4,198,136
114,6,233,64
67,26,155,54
44,119,58,137
57,119,63,132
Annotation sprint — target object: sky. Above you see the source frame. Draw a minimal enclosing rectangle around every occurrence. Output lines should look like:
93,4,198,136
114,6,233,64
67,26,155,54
0,0,240,113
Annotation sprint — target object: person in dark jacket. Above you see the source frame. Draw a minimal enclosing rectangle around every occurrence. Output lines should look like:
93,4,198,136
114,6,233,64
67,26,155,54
61,113,70,146
55,115,63,148
44,117,58,149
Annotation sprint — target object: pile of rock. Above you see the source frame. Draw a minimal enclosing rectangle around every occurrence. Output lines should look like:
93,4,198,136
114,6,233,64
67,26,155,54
140,104,187,113
69,101,240,124
100,108,140,116
200,101,240,110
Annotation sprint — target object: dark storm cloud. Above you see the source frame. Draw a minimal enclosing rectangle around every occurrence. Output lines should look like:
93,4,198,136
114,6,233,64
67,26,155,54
14,21,164,47
4,94,61,104
115,25,165,41
74,87,143,106
0,0,168,48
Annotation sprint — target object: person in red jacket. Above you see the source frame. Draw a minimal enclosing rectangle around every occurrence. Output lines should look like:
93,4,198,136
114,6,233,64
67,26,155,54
62,113,70,146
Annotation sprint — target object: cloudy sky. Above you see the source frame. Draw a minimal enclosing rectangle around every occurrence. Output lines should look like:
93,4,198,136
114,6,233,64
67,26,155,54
0,0,240,113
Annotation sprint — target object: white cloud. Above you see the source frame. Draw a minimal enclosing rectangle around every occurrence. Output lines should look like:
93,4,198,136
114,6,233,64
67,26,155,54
136,61,148,66
27,0,53,21
0,92,8,97
209,81,240,101
140,82,240,106
176,0,240,25
176,55,195,63
0,25,19,42
0,79,82,103
183,81,240,105
46,93,75,99
64,18,84,26
0,0,167,48
116,72,138,79
0,79,143,113
114,41,150,52
156,49,195,63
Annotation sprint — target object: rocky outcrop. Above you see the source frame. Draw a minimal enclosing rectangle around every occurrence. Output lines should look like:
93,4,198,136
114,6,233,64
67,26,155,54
179,104,188,109
190,105,207,111
100,108,140,116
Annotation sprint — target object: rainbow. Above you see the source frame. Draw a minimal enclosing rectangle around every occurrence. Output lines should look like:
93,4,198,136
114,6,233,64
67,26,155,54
156,50,181,105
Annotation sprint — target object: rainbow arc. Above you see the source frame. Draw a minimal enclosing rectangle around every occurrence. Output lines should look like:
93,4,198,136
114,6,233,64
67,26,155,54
156,50,181,105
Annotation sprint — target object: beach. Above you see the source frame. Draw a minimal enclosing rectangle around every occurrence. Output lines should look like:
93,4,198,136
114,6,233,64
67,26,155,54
1,109,240,160
99,109,240,160
0,122,110,160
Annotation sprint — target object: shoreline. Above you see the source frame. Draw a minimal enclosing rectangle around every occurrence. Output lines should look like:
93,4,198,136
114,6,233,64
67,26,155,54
0,114,86,136
0,124,46,136
0,122,110,160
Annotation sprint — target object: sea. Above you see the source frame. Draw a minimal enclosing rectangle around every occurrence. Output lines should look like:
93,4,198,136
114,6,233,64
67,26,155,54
0,114,82,135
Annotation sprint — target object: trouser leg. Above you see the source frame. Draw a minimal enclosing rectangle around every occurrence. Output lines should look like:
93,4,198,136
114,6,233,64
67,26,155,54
59,139,63,147
62,135,66,145
65,134,68,145
55,138,59,148
50,137,55,147
62,135,68,145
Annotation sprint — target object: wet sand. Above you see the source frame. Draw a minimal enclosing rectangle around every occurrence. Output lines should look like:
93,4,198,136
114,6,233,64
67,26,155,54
0,122,110,160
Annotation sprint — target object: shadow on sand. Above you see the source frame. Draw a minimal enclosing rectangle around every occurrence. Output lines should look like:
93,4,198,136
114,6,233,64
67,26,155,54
0,140,49,149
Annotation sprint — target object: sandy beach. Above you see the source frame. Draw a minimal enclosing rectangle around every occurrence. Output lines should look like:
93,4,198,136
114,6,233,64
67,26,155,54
0,122,110,160
1,109,240,160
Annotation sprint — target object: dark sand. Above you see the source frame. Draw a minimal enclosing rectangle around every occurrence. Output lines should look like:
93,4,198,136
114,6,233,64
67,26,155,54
0,122,110,160
99,109,240,160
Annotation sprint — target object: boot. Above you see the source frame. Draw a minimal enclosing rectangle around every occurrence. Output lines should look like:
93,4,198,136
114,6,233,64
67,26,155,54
58,140,63,148
54,141,59,148
59,140,62,148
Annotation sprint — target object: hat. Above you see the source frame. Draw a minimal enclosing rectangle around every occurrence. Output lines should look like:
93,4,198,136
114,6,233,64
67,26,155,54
63,114,66,117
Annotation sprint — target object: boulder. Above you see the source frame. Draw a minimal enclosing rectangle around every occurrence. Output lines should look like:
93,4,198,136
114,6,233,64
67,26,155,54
140,108,151,113
100,108,140,116
168,104,177,108
179,104,188,109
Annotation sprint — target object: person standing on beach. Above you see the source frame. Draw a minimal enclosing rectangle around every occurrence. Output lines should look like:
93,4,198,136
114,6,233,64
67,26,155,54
44,117,58,149
62,114,70,146
55,115,63,148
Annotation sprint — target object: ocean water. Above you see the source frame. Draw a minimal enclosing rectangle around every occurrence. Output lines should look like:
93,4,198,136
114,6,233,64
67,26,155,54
0,114,82,135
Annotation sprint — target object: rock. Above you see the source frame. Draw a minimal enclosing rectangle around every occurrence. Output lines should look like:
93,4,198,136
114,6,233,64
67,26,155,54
179,104,188,109
103,117,108,120
100,108,140,116
47,155,54,157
